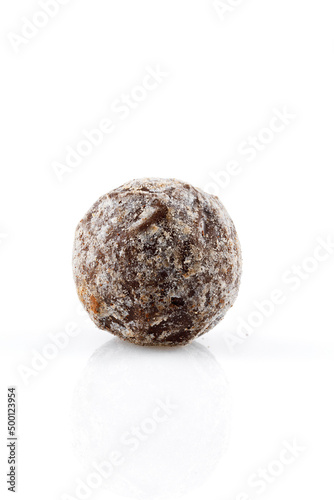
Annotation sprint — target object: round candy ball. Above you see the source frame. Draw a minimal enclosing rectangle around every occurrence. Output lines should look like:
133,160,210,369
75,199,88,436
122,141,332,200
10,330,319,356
73,178,242,346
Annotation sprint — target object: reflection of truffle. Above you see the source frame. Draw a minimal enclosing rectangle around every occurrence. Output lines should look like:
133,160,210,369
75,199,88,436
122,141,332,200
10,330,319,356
73,178,242,345
71,339,230,499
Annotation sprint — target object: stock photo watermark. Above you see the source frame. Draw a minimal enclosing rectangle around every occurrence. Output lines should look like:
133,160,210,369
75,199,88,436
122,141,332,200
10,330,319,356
212,0,247,21
7,0,72,53
16,303,90,385
17,321,80,384
203,106,296,196
224,235,334,352
231,438,306,500
7,387,18,493
62,397,178,500
0,232,8,246
51,65,168,183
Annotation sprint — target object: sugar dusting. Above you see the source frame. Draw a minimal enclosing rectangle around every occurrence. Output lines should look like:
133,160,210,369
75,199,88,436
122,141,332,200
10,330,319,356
73,178,242,345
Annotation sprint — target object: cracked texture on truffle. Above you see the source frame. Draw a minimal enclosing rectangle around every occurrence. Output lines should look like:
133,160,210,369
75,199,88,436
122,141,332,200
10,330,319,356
73,178,242,345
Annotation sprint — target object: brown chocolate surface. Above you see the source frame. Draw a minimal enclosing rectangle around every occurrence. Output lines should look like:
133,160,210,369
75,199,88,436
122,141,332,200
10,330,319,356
73,178,242,345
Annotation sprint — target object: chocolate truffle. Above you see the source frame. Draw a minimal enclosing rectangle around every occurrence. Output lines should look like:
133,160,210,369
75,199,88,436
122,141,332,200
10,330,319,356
73,178,242,345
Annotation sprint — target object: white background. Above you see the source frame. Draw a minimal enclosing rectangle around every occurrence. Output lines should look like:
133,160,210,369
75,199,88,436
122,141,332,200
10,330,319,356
1,1,334,499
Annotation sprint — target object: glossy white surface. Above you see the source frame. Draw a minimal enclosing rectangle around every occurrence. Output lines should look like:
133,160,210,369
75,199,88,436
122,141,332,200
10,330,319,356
1,1,334,499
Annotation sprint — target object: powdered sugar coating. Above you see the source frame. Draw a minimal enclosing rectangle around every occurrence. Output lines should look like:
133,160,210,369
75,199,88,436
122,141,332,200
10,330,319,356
73,178,242,345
